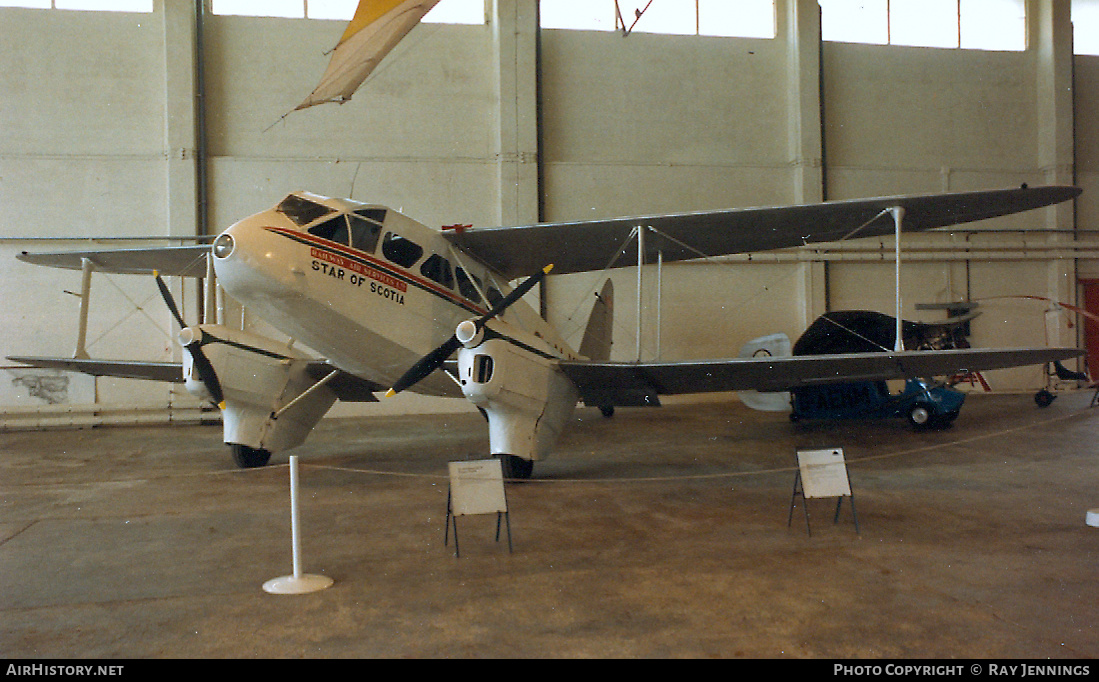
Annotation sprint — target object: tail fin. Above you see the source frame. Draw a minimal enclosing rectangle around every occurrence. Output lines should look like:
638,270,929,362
579,279,614,361
737,333,792,412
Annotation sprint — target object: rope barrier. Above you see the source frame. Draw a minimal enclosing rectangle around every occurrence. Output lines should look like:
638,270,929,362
5,400,1092,491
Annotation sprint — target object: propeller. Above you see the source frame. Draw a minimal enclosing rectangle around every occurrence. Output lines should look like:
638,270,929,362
154,270,226,409
386,264,554,397
976,295,1099,325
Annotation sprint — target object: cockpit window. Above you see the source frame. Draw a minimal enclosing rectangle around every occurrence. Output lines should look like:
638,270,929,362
308,215,351,245
421,254,454,289
381,232,423,268
348,214,382,253
354,208,387,224
277,194,335,226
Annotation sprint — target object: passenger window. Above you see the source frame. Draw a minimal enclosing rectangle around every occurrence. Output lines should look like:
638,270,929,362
348,215,381,253
456,268,483,303
420,254,454,289
381,232,423,268
486,286,504,309
308,215,351,245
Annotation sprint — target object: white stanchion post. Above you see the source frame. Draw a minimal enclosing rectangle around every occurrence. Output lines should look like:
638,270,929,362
263,456,333,594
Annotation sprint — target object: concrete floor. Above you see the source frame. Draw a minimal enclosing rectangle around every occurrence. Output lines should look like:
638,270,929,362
1,390,1097,659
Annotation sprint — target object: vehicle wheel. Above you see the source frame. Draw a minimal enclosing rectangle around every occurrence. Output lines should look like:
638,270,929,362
599,405,615,418
907,403,934,430
496,454,533,480
231,444,272,468
1034,390,1056,408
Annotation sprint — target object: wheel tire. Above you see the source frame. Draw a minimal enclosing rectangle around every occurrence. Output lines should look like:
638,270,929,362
1034,390,1056,408
231,444,272,468
599,405,615,418
908,403,934,430
496,454,533,480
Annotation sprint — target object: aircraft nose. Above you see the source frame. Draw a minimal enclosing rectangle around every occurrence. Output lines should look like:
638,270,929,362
212,216,304,298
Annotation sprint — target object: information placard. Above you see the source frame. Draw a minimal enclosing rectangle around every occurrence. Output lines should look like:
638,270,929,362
448,459,508,517
796,448,852,499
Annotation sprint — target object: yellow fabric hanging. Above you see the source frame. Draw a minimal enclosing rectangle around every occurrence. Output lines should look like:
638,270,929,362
296,0,442,110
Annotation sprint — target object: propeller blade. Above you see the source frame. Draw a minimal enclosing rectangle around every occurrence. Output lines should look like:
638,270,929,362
977,295,1099,324
185,340,226,409
385,264,554,397
482,263,553,323
154,270,186,328
385,336,461,398
162,287,225,411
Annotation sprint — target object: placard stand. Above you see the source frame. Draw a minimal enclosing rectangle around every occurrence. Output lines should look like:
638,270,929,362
788,448,859,536
445,459,512,558
263,456,333,594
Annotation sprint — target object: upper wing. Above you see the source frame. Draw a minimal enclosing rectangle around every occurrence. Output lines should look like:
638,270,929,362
15,245,211,277
446,186,1081,279
559,347,1083,407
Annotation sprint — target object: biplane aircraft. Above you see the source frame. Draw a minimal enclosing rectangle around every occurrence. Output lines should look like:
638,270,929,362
8,184,1085,478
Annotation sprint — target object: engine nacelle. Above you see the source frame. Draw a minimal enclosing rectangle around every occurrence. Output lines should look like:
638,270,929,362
181,324,336,454
456,335,579,464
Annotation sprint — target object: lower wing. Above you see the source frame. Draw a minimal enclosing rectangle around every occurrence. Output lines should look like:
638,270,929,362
558,347,1082,407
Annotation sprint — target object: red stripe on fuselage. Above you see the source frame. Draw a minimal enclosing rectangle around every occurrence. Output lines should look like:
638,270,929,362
264,226,489,317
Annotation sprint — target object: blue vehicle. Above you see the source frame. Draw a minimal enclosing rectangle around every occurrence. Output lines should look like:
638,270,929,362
790,377,965,429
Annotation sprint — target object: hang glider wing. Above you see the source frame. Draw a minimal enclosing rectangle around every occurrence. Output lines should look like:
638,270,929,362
296,0,442,111
558,347,1083,407
16,245,211,277
446,185,1081,280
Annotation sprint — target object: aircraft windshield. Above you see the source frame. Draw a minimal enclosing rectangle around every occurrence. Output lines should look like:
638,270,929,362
308,213,383,253
277,194,335,227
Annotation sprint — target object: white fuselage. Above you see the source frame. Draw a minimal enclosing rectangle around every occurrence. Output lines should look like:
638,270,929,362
210,192,576,400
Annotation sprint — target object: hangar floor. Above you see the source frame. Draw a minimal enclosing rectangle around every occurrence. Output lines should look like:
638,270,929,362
1,390,1097,659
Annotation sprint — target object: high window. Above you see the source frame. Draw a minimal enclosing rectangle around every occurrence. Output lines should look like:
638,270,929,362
819,0,1026,51
210,0,485,23
0,0,151,10
1076,0,1099,55
539,0,776,39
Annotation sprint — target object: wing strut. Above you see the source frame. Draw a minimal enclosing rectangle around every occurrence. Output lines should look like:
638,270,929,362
75,258,95,360
891,206,905,352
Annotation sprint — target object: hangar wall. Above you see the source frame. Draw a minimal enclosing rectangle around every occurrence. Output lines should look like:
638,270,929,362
1,0,1097,427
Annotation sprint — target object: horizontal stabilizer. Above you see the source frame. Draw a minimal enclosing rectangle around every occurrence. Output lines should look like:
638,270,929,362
559,347,1082,407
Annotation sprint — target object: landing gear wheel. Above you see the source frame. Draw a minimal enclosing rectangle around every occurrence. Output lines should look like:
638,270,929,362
231,444,272,468
1034,389,1056,408
496,454,533,480
599,405,615,418
907,403,934,431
